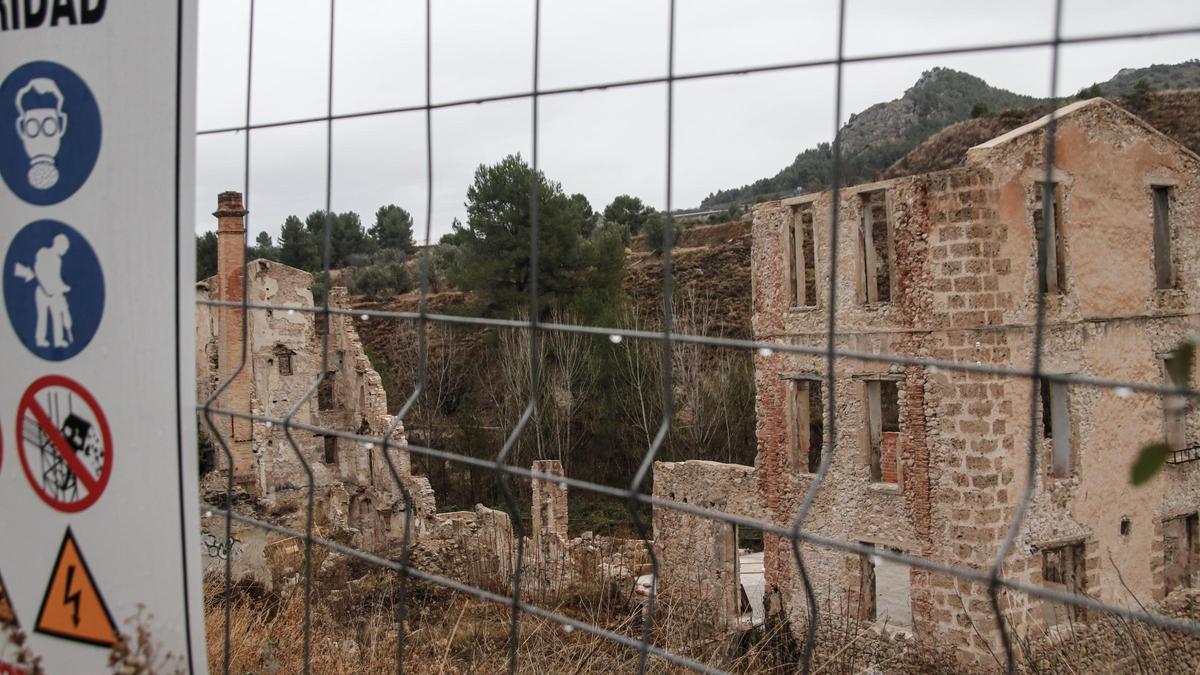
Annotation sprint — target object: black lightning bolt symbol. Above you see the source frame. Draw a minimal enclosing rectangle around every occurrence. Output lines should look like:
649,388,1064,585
63,565,82,627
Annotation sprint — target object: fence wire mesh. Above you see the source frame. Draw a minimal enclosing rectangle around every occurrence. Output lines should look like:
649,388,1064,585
195,1,1200,673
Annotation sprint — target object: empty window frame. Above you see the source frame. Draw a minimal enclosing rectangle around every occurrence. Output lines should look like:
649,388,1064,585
1032,181,1066,294
1041,541,1086,625
862,543,912,629
787,377,824,473
323,435,337,465
859,191,892,304
274,346,294,376
866,379,900,483
318,374,335,411
859,544,878,622
1163,354,1190,453
719,523,739,623
1040,379,1073,478
1163,513,1198,594
1152,186,1175,290
786,205,818,307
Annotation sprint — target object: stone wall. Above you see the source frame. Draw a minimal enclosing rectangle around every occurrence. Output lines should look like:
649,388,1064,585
750,99,1200,667
197,192,435,554
653,460,762,628
414,460,648,601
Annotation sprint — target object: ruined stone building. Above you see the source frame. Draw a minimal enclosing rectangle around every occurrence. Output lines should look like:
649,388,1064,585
196,191,434,550
193,192,642,596
655,98,1200,664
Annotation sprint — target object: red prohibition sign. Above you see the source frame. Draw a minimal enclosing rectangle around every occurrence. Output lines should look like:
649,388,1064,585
16,375,113,513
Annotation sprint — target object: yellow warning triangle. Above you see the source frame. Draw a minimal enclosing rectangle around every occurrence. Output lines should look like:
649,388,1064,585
0,569,15,626
35,528,118,647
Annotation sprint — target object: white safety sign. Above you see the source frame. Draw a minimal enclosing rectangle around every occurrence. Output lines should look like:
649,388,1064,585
0,2,204,673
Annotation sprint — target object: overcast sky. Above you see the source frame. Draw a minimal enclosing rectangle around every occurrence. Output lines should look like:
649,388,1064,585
194,0,1200,242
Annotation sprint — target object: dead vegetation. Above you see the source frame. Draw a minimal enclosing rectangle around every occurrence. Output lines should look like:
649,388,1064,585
201,563,963,674
199,552,1200,674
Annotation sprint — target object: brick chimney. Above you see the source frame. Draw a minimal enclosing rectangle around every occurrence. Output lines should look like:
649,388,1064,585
213,191,256,489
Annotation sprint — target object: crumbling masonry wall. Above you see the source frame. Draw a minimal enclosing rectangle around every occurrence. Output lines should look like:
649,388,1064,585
416,460,649,602
196,192,435,556
654,460,763,628
751,99,1200,666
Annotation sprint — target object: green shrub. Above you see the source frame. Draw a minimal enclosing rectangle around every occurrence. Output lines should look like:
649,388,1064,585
349,261,412,299
643,212,682,254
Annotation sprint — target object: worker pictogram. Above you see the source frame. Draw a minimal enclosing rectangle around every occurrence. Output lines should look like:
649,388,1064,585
34,528,117,647
16,375,112,513
3,220,105,362
0,569,16,626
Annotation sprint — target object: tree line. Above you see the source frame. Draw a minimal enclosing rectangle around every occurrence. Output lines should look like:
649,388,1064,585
196,204,418,298
196,153,678,315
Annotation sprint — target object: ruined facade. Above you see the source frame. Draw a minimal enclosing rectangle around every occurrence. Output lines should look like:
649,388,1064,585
655,98,1200,664
196,191,435,549
653,460,763,627
194,194,645,600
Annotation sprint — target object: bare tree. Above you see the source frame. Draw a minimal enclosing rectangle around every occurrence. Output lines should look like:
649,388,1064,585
614,290,757,465
542,321,595,472
672,288,728,460
488,311,596,473
613,305,664,454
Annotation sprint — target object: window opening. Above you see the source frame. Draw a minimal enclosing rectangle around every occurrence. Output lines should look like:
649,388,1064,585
1041,379,1072,478
318,373,335,411
867,379,900,483
859,544,877,622
1153,186,1175,290
787,205,818,307
1042,541,1086,625
1163,513,1198,594
274,345,294,376
788,378,824,473
1033,181,1066,293
860,191,892,303
1164,354,1190,453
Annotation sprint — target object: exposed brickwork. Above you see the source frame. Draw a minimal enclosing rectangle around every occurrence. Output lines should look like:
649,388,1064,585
749,99,1200,668
213,191,254,486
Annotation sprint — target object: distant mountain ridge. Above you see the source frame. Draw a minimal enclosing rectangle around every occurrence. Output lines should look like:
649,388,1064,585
1098,60,1200,95
699,60,1200,208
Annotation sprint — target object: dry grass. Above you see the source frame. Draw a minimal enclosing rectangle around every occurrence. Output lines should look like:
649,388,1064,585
203,540,1198,674
202,566,958,674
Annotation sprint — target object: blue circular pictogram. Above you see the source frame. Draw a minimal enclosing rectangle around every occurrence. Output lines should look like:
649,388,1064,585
3,220,105,361
0,61,102,206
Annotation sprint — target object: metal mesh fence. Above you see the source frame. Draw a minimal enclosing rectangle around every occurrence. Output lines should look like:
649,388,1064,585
196,1,1200,673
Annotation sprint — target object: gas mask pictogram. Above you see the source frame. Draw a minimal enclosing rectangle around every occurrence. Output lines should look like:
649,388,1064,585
15,78,69,190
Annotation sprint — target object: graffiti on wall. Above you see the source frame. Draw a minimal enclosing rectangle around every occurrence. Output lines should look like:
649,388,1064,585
201,529,243,561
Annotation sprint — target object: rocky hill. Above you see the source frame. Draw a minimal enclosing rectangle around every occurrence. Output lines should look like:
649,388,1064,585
838,68,1037,161
701,60,1200,208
